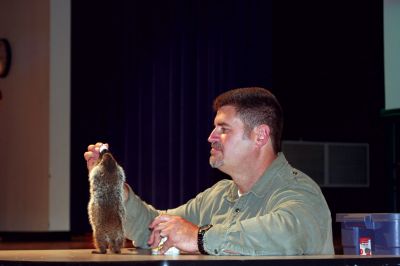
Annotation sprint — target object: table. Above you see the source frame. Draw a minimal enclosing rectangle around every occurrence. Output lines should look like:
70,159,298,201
1,248,400,266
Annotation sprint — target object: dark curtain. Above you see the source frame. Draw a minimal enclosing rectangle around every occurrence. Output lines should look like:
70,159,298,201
71,0,272,233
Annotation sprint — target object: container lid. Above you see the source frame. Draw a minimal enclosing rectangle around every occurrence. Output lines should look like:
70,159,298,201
336,213,400,222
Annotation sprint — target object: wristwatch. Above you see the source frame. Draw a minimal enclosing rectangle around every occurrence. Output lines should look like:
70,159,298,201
198,224,213,255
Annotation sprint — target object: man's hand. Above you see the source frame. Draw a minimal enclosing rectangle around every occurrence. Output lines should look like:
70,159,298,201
148,214,199,254
83,142,108,173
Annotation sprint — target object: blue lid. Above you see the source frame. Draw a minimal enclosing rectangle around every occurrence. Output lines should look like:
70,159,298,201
336,213,400,222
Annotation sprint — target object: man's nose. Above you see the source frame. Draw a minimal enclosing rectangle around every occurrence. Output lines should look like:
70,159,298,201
208,128,219,143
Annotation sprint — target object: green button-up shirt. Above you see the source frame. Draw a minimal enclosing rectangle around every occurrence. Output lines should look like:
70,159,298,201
124,153,334,255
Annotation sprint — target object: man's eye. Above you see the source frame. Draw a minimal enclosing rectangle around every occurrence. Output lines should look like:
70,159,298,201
221,128,228,133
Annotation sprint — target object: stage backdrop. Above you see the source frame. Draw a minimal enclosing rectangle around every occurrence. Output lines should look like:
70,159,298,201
71,0,388,238
71,0,272,233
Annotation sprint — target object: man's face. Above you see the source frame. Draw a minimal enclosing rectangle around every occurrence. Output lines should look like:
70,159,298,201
207,105,254,173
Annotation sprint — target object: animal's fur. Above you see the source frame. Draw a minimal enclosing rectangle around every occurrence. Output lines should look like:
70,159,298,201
88,151,126,254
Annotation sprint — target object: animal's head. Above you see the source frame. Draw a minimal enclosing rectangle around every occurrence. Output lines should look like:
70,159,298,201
98,152,118,173
89,145,126,183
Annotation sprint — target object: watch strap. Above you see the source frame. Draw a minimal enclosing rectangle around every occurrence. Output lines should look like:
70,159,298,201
198,224,213,255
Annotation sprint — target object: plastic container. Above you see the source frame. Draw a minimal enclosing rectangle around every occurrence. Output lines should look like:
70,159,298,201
336,213,400,255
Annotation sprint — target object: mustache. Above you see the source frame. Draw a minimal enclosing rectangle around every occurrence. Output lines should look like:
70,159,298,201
211,142,223,151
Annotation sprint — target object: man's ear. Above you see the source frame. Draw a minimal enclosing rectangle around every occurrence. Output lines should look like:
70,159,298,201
254,124,270,147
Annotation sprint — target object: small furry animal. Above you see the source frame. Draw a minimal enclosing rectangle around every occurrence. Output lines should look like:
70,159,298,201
88,145,126,254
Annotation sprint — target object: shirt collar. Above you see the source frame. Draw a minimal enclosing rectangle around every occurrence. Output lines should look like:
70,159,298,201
226,183,238,202
250,152,288,198
226,152,288,201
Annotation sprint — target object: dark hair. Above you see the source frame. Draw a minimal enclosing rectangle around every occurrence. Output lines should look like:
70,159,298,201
213,87,283,153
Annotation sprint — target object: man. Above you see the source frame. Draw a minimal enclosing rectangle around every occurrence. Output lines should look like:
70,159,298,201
84,87,334,255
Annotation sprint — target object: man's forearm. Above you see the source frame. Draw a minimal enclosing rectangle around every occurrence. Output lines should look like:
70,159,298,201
123,184,160,247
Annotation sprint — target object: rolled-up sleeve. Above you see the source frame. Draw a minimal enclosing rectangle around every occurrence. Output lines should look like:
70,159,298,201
123,184,160,247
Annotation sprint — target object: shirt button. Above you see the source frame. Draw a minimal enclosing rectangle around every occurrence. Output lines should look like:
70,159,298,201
235,208,240,213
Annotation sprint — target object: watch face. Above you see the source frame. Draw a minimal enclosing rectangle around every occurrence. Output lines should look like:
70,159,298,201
0,38,11,78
